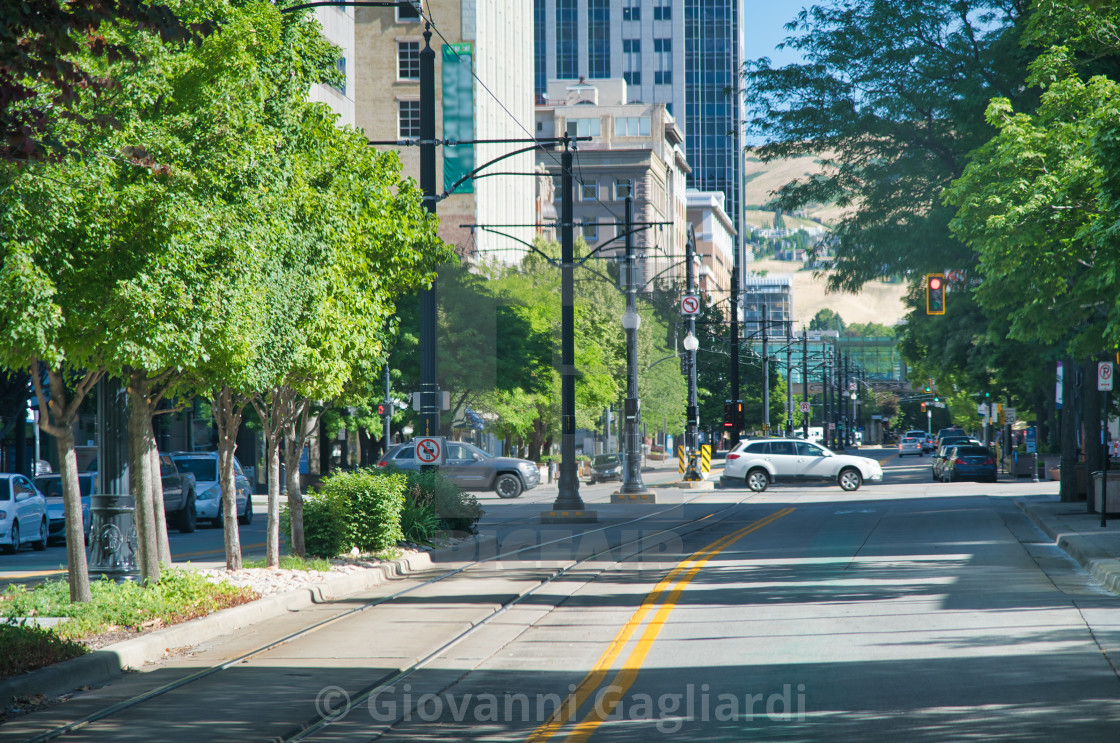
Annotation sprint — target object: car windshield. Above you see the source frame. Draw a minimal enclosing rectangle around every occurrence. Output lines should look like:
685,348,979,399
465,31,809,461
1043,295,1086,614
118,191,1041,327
172,457,217,482
593,455,620,466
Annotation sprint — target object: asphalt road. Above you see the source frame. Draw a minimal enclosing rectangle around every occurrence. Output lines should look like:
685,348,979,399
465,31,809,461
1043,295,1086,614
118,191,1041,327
7,449,1120,742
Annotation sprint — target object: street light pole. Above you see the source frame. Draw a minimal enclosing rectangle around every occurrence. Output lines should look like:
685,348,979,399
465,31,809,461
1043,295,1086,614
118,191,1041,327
545,141,595,521
786,321,793,437
620,196,647,495
802,327,809,439
418,23,440,450
683,225,701,480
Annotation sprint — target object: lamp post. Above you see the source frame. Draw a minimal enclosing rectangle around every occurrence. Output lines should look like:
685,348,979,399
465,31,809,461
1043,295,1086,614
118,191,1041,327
682,225,702,480
620,198,648,494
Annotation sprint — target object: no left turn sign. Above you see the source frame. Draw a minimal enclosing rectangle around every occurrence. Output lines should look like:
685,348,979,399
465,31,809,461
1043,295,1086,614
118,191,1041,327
415,436,444,465
799,401,811,413
681,295,700,316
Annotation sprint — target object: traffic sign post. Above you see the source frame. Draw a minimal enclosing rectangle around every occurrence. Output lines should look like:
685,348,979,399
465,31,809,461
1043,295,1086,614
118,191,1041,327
1098,361,1113,391
414,436,444,467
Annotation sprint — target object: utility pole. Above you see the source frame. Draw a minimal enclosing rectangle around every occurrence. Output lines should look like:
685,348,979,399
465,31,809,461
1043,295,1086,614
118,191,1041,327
544,141,595,521
785,320,793,437
823,346,832,448
383,363,391,448
418,23,439,450
762,303,770,436
802,327,809,439
620,196,648,495
729,238,740,447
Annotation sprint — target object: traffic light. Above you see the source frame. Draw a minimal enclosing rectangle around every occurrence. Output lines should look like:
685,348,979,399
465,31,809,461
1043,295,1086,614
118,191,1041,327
723,401,735,428
377,401,390,416
734,400,744,431
926,274,945,315
924,378,932,393
921,402,927,412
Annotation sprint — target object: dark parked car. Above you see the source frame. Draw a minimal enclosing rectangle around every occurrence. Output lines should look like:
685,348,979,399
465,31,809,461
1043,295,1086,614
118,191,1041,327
34,472,95,543
589,453,623,484
376,441,540,499
940,445,998,483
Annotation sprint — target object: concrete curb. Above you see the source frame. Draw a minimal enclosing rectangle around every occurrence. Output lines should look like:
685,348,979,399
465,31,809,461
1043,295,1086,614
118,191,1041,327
0,535,495,706
1017,501,1120,595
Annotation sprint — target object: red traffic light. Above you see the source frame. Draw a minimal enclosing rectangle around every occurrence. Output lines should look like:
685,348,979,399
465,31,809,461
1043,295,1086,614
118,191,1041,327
928,277,941,290
377,402,389,416
926,274,946,315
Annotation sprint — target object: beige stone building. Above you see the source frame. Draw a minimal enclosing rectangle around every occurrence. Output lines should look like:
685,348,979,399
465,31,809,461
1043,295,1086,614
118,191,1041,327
686,188,735,313
534,77,690,290
353,1,535,264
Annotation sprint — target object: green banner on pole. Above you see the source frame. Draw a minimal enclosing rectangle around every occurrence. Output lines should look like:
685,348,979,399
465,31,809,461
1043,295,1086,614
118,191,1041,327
442,43,474,194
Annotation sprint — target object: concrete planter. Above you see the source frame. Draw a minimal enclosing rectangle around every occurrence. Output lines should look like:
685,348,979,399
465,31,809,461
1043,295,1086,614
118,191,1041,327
1092,471,1120,515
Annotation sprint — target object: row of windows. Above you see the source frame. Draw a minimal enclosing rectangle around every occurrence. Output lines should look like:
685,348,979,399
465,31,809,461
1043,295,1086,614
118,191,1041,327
622,0,672,22
564,116,651,139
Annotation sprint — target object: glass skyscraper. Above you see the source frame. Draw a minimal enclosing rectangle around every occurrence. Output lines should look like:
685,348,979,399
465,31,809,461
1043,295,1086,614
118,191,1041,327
533,0,744,236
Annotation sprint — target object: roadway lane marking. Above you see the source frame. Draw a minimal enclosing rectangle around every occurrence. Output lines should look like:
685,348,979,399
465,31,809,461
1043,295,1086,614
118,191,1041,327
0,569,65,580
525,507,794,743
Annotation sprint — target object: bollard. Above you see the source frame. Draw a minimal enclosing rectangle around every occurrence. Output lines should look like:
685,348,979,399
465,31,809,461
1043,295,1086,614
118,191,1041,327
88,494,140,582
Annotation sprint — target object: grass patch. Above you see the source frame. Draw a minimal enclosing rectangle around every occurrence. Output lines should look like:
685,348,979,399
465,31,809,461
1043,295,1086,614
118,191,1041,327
0,622,87,678
0,570,258,642
242,555,332,572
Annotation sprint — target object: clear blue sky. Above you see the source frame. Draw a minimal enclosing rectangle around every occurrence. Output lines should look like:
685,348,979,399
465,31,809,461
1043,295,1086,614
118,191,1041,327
743,1,808,68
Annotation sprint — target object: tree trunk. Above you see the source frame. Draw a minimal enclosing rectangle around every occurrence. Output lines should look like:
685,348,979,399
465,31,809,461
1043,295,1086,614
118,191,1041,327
214,385,244,570
283,429,306,558
250,390,283,569
148,446,171,566
127,370,160,583
1060,358,1079,502
34,366,94,602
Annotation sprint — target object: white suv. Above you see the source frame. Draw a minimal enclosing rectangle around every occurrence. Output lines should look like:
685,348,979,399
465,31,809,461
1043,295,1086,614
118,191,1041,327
721,438,884,492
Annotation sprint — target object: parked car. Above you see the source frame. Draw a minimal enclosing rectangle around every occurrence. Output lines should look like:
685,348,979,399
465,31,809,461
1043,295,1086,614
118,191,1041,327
935,427,966,448
589,453,623,484
169,452,251,527
34,472,95,543
721,437,884,492
376,441,540,499
940,445,998,483
0,473,48,554
931,438,984,482
898,437,923,457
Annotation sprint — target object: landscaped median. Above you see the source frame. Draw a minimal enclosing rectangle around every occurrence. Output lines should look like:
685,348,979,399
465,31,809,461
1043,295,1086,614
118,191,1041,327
0,467,487,718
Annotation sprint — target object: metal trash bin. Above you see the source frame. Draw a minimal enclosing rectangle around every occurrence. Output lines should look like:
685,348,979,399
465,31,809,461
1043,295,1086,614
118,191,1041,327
88,494,140,582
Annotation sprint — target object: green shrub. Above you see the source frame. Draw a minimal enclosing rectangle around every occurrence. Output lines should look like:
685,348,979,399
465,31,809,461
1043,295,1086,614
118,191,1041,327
289,488,351,560
312,469,407,554
404,470,483,533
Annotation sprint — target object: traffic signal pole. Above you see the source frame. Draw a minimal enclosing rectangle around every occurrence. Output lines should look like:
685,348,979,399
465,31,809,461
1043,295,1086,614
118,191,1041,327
418,24,439,450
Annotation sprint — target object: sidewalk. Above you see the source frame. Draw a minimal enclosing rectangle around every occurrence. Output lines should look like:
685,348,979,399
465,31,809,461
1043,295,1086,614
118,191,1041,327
1018,495,1120,594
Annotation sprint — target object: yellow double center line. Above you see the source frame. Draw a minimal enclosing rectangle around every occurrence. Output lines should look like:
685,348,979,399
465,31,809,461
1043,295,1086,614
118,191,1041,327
526,507,795,743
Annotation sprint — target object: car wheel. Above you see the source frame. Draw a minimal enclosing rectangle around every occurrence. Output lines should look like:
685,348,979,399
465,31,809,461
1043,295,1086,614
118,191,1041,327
32,519,47,551
494,473,524,499
4,522,18,554
838,468,863,492
239,496,253,526
177,495,197,533
746,469,769,493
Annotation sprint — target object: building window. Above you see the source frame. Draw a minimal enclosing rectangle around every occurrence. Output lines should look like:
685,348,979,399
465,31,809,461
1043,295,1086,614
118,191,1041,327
568,118,601,138
623,38,641,87
398,100,421,138
588,0,610,78
654,38,672,85
581,182,598,201
398,41,420,80
334,56,347,94
556,0,578,79
615,116,651,137
397,1,420,22
616,179,633,199
582,220,599,240
653,0,671,20
622,1,641,21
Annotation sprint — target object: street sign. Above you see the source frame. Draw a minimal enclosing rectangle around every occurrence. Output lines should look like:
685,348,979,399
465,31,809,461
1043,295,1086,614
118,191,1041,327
977,403,988,416
414,436,444,466
799,401,811,413
680,295,700,316
1025,426,1037,454
1005,408,1016,425
1099,361,1114,391
848,382,857,391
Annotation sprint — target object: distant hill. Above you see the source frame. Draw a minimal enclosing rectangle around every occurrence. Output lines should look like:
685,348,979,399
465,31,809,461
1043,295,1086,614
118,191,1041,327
746,258,909,329
742,153,846,226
